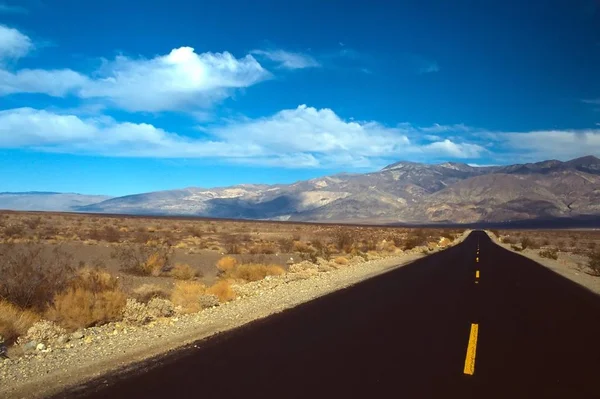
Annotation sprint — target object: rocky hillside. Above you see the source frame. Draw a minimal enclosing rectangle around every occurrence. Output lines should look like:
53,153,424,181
73,156,600,224
0,192,112,212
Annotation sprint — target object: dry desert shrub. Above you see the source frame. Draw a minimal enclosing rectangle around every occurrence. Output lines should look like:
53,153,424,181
72,266,120,293
3,223,25,238
230,264,285,282
206,280,236,302
170,263,196,280
46,287,127,331
588,250,600,276
539,248,559,260
0,244,75,310
217,256,238,274
278,237,294,253
334,230,355,253
132,284,170,303
249,243,277,254
222,234,241,254
112,243,172,276
292,241,312,253
0,300,41,344
171,281,206,314
334,256,349,265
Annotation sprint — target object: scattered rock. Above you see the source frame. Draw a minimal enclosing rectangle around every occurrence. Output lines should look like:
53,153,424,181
123,298,152,325
22,341,38,354
35,343,46,352
25,321,67,345
57,335,70,345
199,294,220,309
71,331,84,340
147,298,175,318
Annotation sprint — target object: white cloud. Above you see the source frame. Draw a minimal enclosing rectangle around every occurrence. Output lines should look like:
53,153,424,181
251,49,320,69
0,68,88,95
0,31,271,112
0,107,262,158
499,130,600,161
0,105,487,168
210,104,410,159
0,3,27,14
422,139,486,158
79,47,271,112
0,24,32,61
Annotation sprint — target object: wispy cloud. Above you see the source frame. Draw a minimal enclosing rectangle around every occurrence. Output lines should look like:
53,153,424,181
404,54,440,74
0,24,33,61
250,49,320,69
418,61,439,74
0,3,27,14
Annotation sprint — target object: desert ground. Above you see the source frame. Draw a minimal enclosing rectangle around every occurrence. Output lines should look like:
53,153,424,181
0,211,460,346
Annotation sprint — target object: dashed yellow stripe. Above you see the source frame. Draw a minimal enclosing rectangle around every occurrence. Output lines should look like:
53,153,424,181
475,270,480,279
463,323,479,375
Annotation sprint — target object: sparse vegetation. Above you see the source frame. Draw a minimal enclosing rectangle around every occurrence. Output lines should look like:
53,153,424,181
111,243,172,276
588,250,600,276
170,281,206,313
0,244,75,310
228,264,285,282
170,263,197,280
132,284,170,303
206,280,236,302
0,210,465,347
0,300,40,344
539,248,559,260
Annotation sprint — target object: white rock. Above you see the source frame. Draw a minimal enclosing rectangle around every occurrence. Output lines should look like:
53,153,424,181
36,343,46,351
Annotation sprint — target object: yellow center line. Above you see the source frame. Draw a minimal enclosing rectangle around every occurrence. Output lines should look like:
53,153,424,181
476,257,479,262
463,323,479,375
475,270,480,279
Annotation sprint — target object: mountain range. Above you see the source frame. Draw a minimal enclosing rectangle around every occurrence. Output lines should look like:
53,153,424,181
2,156,599,224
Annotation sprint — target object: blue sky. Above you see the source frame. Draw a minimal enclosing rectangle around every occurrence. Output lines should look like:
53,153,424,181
0,0,599,196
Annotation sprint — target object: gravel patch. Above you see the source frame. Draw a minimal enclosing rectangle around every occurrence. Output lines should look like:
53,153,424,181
0,232,470,399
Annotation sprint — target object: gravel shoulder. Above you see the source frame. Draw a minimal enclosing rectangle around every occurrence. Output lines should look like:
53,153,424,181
485,231,600,295
0,231,471,399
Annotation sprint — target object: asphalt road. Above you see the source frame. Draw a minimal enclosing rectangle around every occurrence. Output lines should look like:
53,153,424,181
60,231,600,399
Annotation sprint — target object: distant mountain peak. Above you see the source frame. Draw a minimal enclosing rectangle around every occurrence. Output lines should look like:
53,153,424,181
381,160,424,171
567,155,600,165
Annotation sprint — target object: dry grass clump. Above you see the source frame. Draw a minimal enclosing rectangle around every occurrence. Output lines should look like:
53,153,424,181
539,248,559,260
217,256,238,273
44,267,126,331
230,264,285,282
46,287,126,331
206,280,236,302
334,256,349,265
170,263,196,280
132,284,170,303
588,250,600,276
249,243,277,254
292,241,313,253
0,300,41,344
0,244,75,310
111,244,172,276
171,281,206,313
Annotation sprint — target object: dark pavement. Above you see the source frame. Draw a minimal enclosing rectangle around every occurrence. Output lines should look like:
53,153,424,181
60,231,600,399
